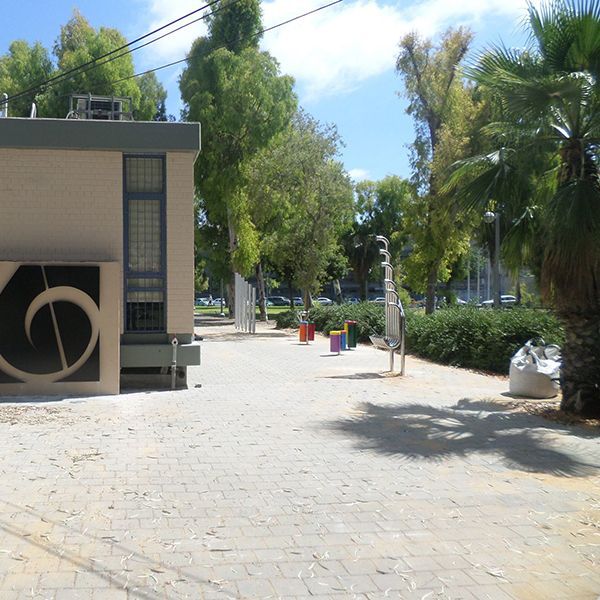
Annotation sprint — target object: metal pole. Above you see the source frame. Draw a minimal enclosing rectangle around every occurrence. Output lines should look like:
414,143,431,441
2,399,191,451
220,279,225,316
0,93,8,118
487,257,491,301
171,337,178,390
400,317,406,376
234,274,238,328
476,255,480,302
251,286,256,334
467,253,471,301
494,213,501,309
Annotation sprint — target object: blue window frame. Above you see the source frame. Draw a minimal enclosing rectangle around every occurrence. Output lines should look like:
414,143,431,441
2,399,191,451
123,155,166,332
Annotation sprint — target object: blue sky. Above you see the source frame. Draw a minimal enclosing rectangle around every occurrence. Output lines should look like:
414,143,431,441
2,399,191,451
1,0,531,182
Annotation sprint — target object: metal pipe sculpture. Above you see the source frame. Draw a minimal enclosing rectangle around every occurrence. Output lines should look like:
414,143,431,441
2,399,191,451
234,273,256,334
369,236,406,374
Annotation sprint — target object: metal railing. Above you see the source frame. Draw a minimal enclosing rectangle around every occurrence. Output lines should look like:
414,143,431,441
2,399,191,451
234,273,256,334
0,93,8,118
369,235,406,374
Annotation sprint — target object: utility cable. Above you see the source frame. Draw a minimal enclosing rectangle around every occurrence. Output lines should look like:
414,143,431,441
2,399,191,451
112,0,345,84
1,0,225,105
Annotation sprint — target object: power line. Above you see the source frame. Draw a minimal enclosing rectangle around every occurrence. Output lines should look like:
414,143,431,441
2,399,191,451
2,0,345,108
113,0,345,85
1,0,228,106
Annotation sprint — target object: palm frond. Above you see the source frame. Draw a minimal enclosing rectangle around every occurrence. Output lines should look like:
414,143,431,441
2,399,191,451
443,148,534,215
542,176,600,309
529,0,600,77
466,45,544,88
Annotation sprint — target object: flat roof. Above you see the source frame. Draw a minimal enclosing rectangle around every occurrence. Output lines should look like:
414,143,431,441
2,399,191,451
0,117,201,153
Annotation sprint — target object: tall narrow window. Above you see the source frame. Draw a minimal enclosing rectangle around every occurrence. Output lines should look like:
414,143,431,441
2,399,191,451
124,155,166,332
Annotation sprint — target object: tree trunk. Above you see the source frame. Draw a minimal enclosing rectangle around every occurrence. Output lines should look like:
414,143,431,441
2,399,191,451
360,273,368,302
303,289,313,309
288,279,294,309
425,267,437,315
255,262,268,321
515,279,522,306
333,279,343,304
226,278,234,318
559,311,600,417
226,209,236,318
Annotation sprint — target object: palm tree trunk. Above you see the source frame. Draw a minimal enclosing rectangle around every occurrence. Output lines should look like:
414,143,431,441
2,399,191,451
559,311,600,417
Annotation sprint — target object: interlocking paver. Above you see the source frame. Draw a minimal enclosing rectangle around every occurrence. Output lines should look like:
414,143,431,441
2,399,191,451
0,319,597,599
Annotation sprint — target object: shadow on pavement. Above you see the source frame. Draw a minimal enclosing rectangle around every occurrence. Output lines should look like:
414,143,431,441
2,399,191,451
324,372,385,380
201,331,291,341
328,398,599,477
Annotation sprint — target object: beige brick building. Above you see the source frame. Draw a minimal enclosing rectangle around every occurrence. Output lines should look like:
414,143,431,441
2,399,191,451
0,116,201,394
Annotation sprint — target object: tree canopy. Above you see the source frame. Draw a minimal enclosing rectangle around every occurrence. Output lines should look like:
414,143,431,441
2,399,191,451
344,176,413,300
180,0,297,310
396,27,480,313
0,11,167,120
244,111,354,303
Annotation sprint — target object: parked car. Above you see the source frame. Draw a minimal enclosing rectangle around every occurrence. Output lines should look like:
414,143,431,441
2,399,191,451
316,297,333,305
345,297,360,304
369,297,386,305
293,297,304,306
212,297,227,306
256,299,274,306
195,296,210,306
480,295,517,307
267,296,289,306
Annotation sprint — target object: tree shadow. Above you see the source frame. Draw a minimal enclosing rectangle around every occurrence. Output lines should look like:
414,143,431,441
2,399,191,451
324,372,385,380
328,398,599,477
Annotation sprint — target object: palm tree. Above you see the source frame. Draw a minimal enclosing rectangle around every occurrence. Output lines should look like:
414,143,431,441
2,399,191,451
447,0,600,417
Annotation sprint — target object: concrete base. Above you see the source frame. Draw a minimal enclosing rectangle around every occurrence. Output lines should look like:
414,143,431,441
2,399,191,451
120,341,201,369
120,366,187,390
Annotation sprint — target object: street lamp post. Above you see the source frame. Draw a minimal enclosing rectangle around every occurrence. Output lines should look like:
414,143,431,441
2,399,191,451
484,210,501,308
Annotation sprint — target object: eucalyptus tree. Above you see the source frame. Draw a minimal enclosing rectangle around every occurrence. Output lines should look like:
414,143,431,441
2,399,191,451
396,27,480,313
0,41,52,117
180,0,296,312
447,0,600,417
0,11,167,119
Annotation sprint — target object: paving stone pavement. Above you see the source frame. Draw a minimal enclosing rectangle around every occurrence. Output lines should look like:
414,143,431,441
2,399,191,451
0,319,599,600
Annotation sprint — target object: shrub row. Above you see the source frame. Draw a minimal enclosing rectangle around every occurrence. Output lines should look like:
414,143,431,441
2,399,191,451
274,304,564,374
404,306,564,373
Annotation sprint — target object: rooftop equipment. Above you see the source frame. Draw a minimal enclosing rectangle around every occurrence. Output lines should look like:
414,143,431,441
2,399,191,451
67,94,133,121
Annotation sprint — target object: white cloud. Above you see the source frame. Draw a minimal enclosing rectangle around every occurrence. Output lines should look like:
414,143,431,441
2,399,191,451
136,0,533,101
136,0,209,67
348,168,370,181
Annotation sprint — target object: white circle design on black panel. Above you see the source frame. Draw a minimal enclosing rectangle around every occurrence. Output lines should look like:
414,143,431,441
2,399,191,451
0,286,100,384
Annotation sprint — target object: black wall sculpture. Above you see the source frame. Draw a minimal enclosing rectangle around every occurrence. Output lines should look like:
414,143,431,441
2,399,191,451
0,265,100,385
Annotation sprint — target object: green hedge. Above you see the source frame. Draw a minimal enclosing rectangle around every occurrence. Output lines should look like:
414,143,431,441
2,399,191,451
405,307,564,373
274,304,564,374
